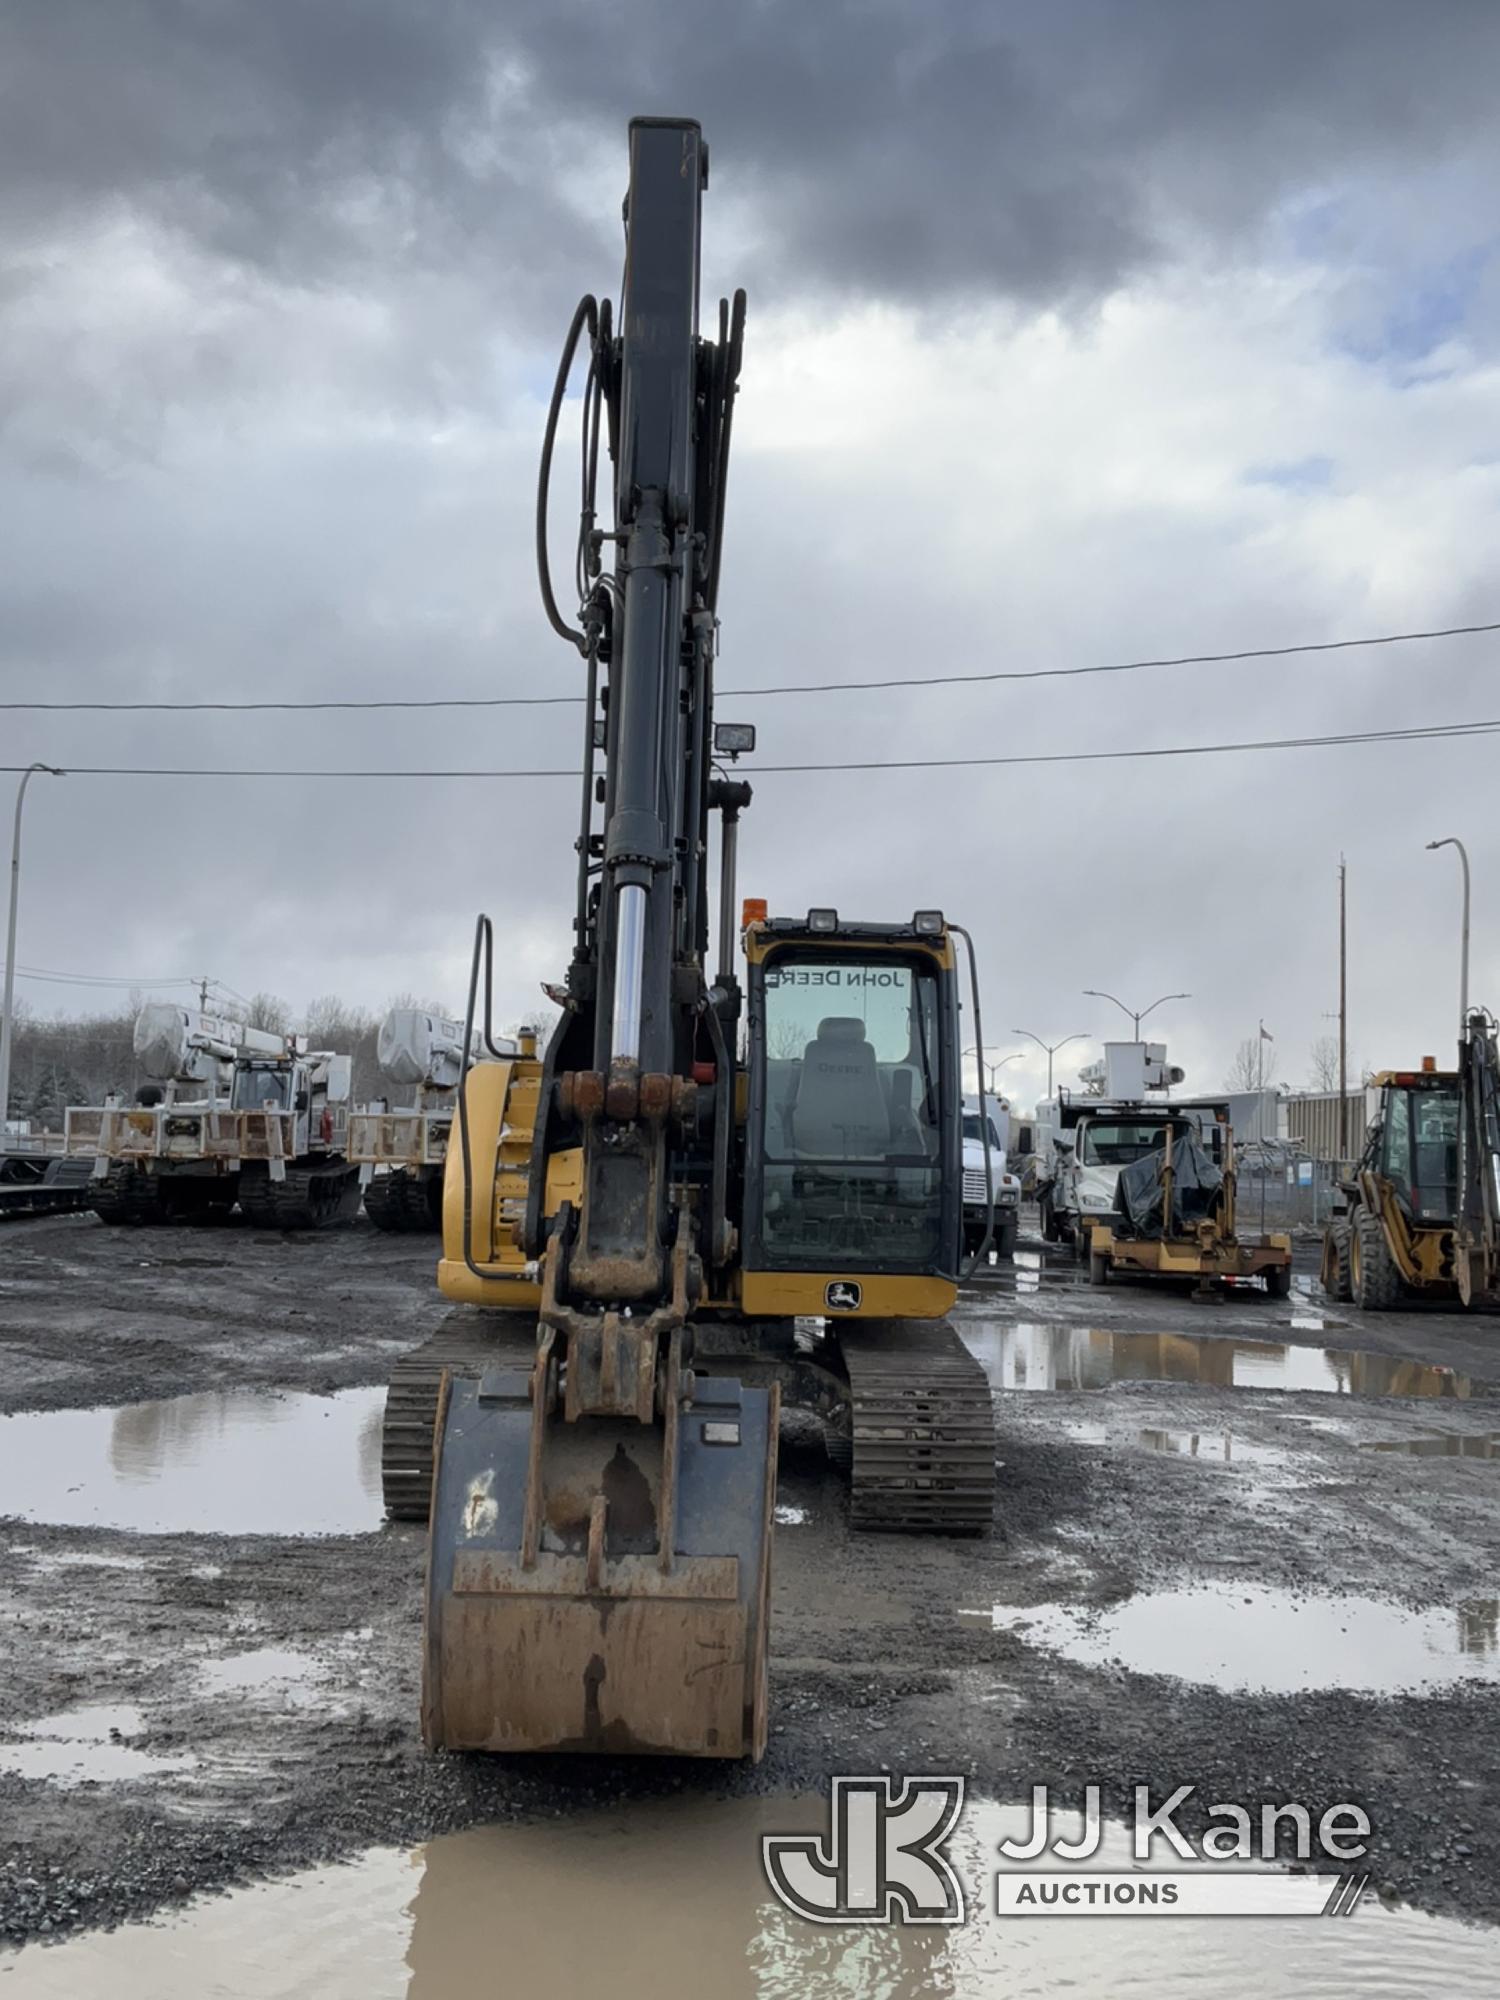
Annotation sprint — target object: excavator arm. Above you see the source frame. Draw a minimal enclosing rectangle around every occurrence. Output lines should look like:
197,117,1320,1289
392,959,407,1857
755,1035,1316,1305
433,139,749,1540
397,116,996,1762
419,118,777,1759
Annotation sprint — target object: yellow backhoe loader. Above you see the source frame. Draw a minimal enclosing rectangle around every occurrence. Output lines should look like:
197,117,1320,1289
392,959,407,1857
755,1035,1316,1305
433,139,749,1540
1323,1014,1500,1311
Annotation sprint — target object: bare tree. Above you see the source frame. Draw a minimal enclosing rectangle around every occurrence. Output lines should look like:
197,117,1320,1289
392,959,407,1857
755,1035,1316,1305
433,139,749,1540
1307,1035,1339,1092
1224,1038,1266,1093
302,994,382,1103
246,991,292,1036
6,1003,143,1123
768,1019,805,1061
384,989,456,1019
1306,1036,1366,1093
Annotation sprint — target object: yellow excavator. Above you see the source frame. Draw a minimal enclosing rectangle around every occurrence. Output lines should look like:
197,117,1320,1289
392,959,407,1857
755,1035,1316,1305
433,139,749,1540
381,118,999,1760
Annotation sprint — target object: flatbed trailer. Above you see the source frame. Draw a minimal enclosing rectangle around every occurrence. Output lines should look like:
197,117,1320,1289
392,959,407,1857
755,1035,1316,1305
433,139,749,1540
0,1138,95,1219
1082,1105,1292,1296
1086,1218,1292,1291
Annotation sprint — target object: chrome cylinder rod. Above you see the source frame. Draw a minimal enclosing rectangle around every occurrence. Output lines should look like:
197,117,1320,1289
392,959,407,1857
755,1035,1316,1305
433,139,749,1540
610,883,648,1064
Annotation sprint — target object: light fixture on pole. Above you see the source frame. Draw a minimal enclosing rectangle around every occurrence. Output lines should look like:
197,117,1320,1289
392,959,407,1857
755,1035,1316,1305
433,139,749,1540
1012,1029,1089,1102
1,763,67,1131
963,1045,1024,1095
1082,988,1191,1039
1426,838,1471,1034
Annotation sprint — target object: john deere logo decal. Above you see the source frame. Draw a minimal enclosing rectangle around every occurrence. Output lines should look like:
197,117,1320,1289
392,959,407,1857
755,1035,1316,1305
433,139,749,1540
825,1280,862,1311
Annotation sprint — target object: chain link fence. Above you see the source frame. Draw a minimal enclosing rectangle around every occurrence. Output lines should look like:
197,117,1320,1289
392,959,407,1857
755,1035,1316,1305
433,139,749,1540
1234,1142,1343,1235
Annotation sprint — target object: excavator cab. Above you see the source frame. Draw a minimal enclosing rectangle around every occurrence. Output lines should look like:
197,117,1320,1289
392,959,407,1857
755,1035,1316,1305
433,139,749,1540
740,914,963,1316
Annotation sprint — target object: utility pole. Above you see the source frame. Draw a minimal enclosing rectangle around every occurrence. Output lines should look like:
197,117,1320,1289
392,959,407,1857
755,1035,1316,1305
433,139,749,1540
1,763,66,1132
1338,857,1348,1162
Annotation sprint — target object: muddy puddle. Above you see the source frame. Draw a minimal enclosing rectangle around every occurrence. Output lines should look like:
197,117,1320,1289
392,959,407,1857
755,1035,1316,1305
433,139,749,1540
1362,1431,1500,1459
957,1321,1469,1398
0,1703,197,1788
978,1586,1500,1694
980,1253,1331,1326
0,1387,384,1536
6,1792,1493,1998
1057,1421,1292,1467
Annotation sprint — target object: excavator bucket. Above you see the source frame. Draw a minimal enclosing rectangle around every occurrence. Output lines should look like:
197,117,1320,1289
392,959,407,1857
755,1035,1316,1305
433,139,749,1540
422,1360,778,1759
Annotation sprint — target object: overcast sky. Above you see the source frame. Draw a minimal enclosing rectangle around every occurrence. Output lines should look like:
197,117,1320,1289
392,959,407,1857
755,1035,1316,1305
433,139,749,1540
4,1,1499,1110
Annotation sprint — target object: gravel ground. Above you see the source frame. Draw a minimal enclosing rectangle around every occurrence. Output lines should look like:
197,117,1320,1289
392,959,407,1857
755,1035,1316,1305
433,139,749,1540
1,1208,1498,1946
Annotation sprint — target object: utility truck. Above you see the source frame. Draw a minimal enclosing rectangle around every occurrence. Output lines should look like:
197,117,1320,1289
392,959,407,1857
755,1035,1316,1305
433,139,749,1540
351,1008,523,1232
69,1003,284,1223
70,1002,360,1228
961,1093,1021,1258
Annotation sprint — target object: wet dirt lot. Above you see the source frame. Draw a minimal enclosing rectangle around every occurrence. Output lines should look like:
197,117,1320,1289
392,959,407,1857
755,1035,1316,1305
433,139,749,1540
2,1208,1499,1990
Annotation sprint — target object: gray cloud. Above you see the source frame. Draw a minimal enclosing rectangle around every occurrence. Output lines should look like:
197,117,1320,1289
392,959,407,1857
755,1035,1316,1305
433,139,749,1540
6,2,1500,313
4,1,1500,1097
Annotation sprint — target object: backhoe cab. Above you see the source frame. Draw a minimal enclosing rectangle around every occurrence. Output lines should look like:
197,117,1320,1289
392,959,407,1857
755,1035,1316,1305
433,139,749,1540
1324,1015,1500,1311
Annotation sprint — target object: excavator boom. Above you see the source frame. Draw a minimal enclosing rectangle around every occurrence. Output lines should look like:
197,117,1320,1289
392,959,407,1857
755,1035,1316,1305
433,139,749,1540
418,118,777,1758
396,117,996,1763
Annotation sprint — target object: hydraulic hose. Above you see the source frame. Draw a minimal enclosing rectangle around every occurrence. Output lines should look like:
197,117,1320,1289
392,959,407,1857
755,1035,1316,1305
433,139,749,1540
536,295,599,652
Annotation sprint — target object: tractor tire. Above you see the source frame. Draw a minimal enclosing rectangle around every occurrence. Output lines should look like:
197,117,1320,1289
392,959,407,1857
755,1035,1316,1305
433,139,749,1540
1264,1261,1293,1299
1351,1208,1404,1312
1323,1219,1354,1303
1040,1195,1060,1244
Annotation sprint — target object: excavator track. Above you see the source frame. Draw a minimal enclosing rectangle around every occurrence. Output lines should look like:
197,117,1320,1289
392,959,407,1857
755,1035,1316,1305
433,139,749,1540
363,1167,442,1233
89,1163,172,1226
238,1161,362,1232
835,1319,995,1534
381,1314,536,1521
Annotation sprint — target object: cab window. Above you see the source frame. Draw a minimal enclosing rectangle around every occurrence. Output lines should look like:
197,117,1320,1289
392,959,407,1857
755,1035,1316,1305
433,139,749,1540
757,955,945,1267
1079,1121,1168,1166
231,1066,291,1112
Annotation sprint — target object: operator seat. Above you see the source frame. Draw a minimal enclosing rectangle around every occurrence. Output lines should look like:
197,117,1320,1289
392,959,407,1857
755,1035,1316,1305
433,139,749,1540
791,1017,891,1159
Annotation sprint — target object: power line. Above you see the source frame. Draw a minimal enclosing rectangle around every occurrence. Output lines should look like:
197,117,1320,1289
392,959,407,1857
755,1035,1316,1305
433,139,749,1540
4,714,1498,781
1,619,1495,713
10,969,202,988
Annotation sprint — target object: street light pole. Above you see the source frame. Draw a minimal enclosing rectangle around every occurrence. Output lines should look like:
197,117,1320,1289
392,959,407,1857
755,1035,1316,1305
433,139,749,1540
1,763,66,1131
963,1046,1023,1095
1013,1029,1089,1102
1426,838,1471,1034
1082,988,1191,1039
